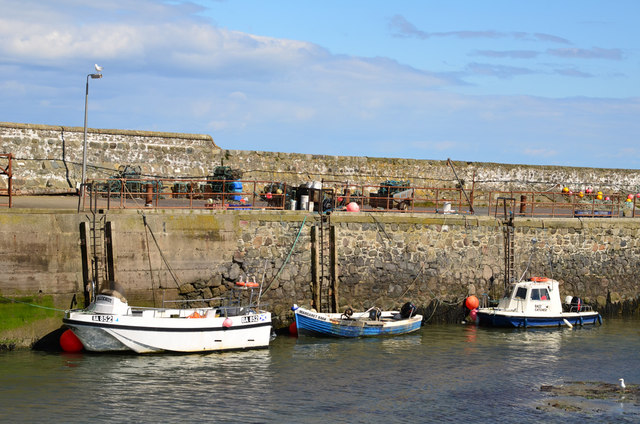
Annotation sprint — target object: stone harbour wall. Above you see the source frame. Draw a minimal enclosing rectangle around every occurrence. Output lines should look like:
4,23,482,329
0,122,219,193
2,121,640,195
2,208,640,347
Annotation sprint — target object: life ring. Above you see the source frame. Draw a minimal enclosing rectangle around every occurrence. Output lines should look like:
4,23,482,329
531,277,549,282
236,281,259,288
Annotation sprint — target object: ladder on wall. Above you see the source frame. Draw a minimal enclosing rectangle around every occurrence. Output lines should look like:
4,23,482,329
497,197,516,289
80,191,116,306
313,187,339,313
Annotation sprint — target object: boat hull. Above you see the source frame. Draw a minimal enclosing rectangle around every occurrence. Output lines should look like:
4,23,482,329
294,307,422,338
63,312,272,353
476,310,602,328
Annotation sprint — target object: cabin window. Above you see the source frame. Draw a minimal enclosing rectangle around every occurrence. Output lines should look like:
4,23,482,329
530,288,550,301
514,287,527,300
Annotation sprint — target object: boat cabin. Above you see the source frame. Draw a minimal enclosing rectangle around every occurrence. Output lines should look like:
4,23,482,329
495,278,563,315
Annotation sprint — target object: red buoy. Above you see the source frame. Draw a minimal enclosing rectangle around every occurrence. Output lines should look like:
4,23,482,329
469,308,478,321
289,322,298,337
60,329,83,352
223,318,233,328
465,295,479,310
346,202,360,212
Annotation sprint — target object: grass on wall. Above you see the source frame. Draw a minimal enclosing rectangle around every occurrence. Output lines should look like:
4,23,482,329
0,295,60,332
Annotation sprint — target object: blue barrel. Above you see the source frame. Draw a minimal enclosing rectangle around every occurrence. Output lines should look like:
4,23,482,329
230,181,243,201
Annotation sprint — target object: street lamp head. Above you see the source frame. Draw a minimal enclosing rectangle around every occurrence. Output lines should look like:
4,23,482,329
90,73,103,79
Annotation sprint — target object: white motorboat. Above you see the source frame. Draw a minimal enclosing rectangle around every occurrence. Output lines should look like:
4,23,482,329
63,287,272,353
475,277,602,328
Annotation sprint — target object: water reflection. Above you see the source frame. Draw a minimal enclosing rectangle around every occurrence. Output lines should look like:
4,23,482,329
1,321,639,423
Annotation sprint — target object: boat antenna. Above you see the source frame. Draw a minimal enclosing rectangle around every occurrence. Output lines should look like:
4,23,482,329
518,238,538,282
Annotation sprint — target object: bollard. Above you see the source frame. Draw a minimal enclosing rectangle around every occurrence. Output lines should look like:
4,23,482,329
145,183,153,207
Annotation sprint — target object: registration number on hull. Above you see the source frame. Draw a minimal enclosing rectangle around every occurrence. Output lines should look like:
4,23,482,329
92,315,113,322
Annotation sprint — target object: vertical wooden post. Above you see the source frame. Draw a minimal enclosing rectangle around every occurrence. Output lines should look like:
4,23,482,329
311,225,320,311
79,221,91,307
330,224,339,313
105,221,116,289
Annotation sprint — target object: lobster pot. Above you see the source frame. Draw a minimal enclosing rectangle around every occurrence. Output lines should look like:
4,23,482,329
300,195,309,211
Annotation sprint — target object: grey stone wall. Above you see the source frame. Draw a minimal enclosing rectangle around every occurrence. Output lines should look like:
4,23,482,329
4,208,638,334
0,122,219,193
2,121,640,196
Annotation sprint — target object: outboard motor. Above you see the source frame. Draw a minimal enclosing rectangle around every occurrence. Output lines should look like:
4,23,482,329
570,296,582,312
400,302,417,319
369,308,382,321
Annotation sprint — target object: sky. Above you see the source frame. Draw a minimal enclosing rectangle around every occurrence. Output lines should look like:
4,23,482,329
1,0,639,169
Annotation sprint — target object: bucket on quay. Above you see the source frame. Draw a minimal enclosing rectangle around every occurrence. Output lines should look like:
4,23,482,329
308,201,314,211
290,200,297,210
300,195,309,211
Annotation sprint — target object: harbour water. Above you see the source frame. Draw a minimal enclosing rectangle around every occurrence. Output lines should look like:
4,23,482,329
1,319,639,423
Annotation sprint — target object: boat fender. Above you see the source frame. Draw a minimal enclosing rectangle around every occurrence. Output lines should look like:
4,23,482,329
400,302,417,319
223,318,233,328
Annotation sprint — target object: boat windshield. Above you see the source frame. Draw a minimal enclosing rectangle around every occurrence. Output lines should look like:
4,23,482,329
513,287,527,300
530,288,550,301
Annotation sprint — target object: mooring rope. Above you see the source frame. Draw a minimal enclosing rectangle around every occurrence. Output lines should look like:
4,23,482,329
262,216,307,292
140,213,183,289
0,295,67,313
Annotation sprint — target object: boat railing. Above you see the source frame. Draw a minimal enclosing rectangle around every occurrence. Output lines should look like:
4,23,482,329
161,296,269,314
565,304,594,313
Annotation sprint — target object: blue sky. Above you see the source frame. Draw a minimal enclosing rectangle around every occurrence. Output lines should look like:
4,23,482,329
1,0,639,169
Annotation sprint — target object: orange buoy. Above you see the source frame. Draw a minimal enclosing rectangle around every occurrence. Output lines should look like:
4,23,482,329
60,329,83,352
465,295,479,310
289,322,298,337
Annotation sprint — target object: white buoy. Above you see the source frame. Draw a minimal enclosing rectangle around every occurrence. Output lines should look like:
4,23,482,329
563,318,573,328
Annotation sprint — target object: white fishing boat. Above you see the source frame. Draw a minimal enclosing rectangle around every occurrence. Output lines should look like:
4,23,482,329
475,277,602,328
292,302,422,337
63,285,272,353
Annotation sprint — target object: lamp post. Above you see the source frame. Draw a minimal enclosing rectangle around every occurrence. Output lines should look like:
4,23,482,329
79,66,103,210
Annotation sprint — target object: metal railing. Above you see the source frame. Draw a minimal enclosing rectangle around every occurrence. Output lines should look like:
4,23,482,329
80,177,639,218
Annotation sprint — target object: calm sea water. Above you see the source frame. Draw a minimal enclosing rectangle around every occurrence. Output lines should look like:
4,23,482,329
1,320,639,423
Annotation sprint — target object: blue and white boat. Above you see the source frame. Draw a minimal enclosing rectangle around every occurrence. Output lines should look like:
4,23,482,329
476,277,602,328
292,303,422,338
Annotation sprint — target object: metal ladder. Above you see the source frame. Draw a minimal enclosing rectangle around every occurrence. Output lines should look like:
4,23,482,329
313,185,339,313
80,186,116,306
497,197,516,289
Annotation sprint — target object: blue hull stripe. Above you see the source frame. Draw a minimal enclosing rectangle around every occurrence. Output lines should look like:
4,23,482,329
477,312,601,328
